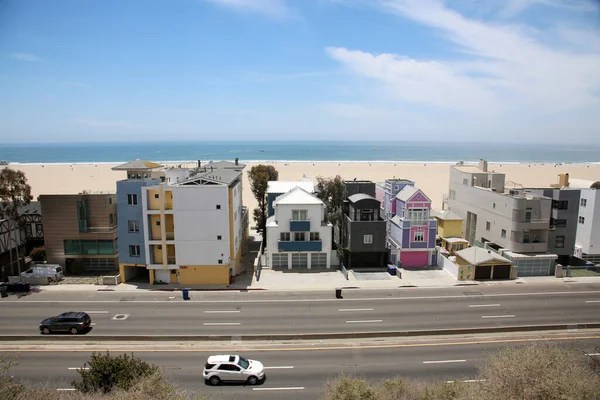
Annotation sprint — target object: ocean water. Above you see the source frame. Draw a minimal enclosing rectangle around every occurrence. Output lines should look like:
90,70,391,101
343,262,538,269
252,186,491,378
1,141,599,164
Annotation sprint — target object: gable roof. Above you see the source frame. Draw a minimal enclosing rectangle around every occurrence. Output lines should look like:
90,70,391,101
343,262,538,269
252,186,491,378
112,159,163,171
395,186,431,203
268,180,314,194
456,247,510,266
430,209,463,221
274,186,323,206
178,169,241,186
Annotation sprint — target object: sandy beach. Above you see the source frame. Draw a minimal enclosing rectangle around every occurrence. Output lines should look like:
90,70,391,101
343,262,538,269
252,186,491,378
7,161,600,214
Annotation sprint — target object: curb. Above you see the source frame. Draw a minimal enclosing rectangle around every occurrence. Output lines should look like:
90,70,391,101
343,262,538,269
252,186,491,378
2,323,599,342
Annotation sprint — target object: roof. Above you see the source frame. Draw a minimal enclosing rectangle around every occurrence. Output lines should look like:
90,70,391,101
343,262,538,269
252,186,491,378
207,355,238,364
268,180,314,194
395,185,431,203
455,247,511,265
203,161,246,170
178,169,242,186
112,159,163,171
445,237,469,244
390,215,402,227
430,209,463,221
568,178,600,189
347,193,376,203
274,186,324,206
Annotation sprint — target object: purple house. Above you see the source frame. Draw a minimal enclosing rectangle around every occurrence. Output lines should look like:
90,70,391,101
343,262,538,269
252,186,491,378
387,186,437,268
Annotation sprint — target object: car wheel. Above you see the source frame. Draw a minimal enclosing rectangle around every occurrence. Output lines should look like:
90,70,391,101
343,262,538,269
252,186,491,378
247,376,259,385
41,327,51,335
209,376,221,386
70,327,79,335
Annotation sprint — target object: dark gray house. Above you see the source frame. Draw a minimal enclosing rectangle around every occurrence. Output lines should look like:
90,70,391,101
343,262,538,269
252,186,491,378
339,181,388,268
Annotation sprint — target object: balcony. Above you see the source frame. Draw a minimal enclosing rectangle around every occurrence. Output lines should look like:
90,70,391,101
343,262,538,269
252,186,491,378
278,240,322,252
79,226,117,234
290,220,310,232
150,231,175,241
165,201,173,210
150,256,177,265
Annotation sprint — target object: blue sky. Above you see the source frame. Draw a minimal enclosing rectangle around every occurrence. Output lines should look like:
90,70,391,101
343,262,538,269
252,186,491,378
1,0,600,143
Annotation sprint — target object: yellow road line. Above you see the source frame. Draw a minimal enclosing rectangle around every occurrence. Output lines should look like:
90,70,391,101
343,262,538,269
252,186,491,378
0,335,598,353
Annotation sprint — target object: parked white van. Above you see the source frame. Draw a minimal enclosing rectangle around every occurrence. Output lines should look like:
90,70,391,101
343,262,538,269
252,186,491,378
21,264,64,282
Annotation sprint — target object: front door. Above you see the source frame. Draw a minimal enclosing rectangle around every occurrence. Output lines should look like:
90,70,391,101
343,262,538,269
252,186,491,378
170,270,179,283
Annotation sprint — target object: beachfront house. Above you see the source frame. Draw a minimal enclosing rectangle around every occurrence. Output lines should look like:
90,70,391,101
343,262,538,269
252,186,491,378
267,177,314,217
339,181,388,268
265,186,332,269
113,160,164,282
445,160,557,277
375,180,437,268
430,209,468,255
138,165,248,285
39,193,118,273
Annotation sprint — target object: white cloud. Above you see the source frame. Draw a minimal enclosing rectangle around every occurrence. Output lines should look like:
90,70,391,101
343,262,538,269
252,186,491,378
204,0,291,18
9,53,41,62
327,0,600,122
68,119,131,128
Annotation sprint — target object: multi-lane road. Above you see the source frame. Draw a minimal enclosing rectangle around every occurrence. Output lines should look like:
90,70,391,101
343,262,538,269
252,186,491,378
1,285,599,337
4,336,600,399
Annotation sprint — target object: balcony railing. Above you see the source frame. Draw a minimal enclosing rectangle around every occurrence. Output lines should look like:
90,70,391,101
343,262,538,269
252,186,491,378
80,226,117,233
150,231,175,241
278,240,322,252
166,231,174,240
165,201,173,210
290,220,310,232
167,256,176,264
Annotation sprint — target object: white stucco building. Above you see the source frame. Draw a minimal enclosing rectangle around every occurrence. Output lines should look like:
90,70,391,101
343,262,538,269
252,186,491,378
266,187,332,269
572,180,600,264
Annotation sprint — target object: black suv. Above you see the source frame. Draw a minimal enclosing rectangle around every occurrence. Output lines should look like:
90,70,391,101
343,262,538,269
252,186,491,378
40,312,91,335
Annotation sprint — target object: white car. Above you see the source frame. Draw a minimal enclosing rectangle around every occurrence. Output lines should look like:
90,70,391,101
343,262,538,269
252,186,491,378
21,265,64,282
203,355,265,386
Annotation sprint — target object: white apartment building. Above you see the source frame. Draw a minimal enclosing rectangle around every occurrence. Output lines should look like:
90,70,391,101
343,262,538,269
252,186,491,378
139,168,248,285
266,187,332,269
446,160,557,276
572,180,600,264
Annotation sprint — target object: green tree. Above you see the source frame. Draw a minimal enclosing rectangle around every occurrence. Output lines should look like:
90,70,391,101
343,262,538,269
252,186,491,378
247,164,278,245
0,168,33,276
315,176,347,263
72,352,160,394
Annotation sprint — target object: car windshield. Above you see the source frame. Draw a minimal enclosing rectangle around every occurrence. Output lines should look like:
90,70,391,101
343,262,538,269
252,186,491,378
238,357,250,369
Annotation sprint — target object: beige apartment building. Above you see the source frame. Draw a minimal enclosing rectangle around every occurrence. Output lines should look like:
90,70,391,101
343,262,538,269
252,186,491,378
39,193,118,273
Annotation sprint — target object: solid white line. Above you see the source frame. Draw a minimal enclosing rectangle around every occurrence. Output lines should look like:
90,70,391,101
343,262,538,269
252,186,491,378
57,388,76,391
585,300,600,303
13,290,600,303
345,320,383,323
83,311,109,314
423,359,466,364
338,308,374,312
253,387,305,391
204,310,241,313
481,315,515,319
447,379,486,383
586,353,600,356
90,323,97,326
468,304,501,308
68,367,89,370
202,322,241,326
263,366,294,369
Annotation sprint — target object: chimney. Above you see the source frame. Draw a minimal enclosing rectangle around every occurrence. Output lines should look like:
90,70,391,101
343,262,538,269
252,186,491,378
478,159,488,172
558,173,569,188
235,157,239,166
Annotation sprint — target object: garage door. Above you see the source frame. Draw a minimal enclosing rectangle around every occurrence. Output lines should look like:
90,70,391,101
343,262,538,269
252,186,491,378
492,265,511,280
272,254,288,269
475,265,492,280
400,251,429,267
311,253,327,269
292,253,308,269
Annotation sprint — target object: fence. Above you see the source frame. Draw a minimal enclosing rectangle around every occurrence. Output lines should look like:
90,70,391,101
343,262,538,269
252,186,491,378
254,241,264,281
340,262,349,280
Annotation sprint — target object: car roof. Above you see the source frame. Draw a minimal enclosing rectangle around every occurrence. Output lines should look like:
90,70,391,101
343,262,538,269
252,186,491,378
58,312,89,318
207,355,239,364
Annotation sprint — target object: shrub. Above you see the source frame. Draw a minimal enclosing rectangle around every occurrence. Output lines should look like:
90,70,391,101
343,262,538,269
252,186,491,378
72,352,159,394
322,374,377,400
29,247,46,262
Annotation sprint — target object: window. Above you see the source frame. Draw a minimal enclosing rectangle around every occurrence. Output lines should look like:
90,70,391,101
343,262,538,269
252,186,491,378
525,208,532,222
486,221,491,231
154,193,159,199
98,240,114,255
579,216,585,224
493,203,496,209
128,220,139,233
155,220,160,226
127,194,138,205
552,200,568,210
234,211,237,220
555,219,567,228
217,235,222,240
25,224,32,237
109,213,114,224
292,210,308,220
555,236,565,248
216,204,221,210
449,190,456,200
280,232,290,241
218,259,223,264
310,232,320,241
463,178,468,186
108,197,112,205
581,198,587,207
294,232,306,241
413,232,424,242
364,234,373,244
501,229,507,239
523,231,530,243
129,245,140,257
